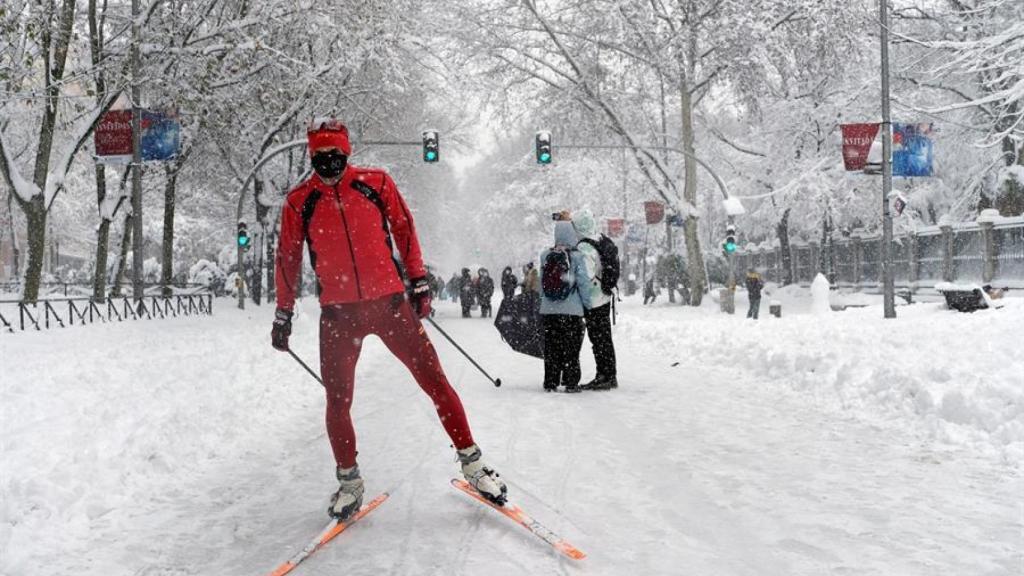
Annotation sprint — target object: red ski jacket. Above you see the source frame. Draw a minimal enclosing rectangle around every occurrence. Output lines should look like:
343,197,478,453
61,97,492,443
274,167,426,312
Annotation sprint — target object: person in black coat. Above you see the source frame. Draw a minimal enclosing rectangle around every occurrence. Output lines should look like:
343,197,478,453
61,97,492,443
459,268,475,318
500,266,518,301
745,269,764,319
477,267,495,318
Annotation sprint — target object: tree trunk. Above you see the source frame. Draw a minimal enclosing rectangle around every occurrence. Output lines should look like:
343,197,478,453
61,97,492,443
251,177,269,305
92,164,110,301
22,197,47,302
996,131,1023,216
679,83,706,305
111,214,132,297
265,230,276,303
89,0,109,302
19,0,77,303
160,164,178,296
819,208,836,285
777,208,793,285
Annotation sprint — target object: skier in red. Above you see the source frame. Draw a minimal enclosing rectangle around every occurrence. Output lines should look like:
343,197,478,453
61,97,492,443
271,118,506,519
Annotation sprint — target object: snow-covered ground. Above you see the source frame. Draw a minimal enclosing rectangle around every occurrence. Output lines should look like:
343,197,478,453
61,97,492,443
2,293,1021,575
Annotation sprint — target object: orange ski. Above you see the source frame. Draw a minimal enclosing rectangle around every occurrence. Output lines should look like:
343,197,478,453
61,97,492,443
451,479,586,560
266,492,389,576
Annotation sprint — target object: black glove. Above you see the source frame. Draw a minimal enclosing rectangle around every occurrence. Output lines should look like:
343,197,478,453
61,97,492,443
271,309,292,351
408,276,432,318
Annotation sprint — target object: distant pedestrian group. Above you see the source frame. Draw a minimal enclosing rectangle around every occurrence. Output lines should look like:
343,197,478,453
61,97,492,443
436,267,497,318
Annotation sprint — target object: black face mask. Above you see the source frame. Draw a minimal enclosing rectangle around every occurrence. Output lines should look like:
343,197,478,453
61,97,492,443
311,150,347,180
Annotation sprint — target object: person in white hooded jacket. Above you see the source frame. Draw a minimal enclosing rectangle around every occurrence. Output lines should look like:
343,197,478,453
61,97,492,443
573,209,618,390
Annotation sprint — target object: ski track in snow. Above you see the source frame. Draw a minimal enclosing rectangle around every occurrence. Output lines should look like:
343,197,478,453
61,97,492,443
1,297,1021,575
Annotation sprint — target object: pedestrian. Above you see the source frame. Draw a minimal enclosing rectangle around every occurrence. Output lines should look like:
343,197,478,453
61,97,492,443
459,267,475,318
573,209,618,390
522,262,540,299
500,266,518,301
539,217,592,392
477,267,495,318
434,274,446,300
745,268,764,319
271,118,506,519
643,276,657,305
425,267,438,299
447,273,459,302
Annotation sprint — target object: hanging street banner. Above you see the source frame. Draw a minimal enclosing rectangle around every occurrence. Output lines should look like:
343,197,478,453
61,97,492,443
893,122,934,177
840,123,880,171
606,218,625,238
841,122,935,176
95,109,181,162
95,110,133,157
643,201,665,225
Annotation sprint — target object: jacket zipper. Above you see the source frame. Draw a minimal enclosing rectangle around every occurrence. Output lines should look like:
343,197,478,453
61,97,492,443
334,181,364,299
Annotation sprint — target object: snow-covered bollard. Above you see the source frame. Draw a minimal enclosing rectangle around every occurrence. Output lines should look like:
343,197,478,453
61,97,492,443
811,273,832,315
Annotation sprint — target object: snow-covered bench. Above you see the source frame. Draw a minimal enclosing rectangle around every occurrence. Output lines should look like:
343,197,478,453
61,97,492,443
935,282,1005,313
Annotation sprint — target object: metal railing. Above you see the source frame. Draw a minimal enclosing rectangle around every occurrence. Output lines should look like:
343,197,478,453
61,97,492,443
734,216,1024,290
0,293,214,334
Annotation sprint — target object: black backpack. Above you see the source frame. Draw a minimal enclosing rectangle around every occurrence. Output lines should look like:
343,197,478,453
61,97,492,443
579,235,620,295
541,247,576,300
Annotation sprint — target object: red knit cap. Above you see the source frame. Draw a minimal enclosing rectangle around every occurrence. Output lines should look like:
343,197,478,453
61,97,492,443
307,119,352,156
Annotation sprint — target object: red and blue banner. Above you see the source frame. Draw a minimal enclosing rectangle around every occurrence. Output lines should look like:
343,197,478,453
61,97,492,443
892,123,934,177
95,109,180,161
841,122,934,177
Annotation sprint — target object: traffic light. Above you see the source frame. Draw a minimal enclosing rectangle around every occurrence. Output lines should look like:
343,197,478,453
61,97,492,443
535,131,552,164
237,221,250,249
723,224,737,253
422,130,439,163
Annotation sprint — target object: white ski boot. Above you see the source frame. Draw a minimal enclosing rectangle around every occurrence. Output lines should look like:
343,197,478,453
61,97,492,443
458,445,507,506
328,465,364,521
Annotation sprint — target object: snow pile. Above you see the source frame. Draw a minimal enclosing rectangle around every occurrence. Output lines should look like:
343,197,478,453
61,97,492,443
810,273,831,314
617,296,1024,464
0,304,319,575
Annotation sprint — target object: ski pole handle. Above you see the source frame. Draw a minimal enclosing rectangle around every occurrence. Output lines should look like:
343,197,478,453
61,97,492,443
288,349,324,387
425,317,502,388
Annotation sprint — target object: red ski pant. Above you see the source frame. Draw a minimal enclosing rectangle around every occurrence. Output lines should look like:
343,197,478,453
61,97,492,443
319,294,474,468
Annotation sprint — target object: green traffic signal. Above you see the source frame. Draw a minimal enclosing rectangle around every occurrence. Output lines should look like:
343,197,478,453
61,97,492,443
422,130,439,163
535,131,552,165
724,241,736,253
237,221,250,248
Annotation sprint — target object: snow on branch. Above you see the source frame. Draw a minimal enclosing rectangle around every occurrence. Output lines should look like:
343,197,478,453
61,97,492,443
44,90,123,206
0,130,42,204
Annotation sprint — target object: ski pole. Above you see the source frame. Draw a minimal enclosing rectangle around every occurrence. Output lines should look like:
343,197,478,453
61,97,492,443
288,349,324,387
425,317,502,388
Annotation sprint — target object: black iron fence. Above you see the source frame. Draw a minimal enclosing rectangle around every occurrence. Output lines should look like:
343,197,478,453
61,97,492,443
0,293,214,333
735,215,1024,289
0,281,211,299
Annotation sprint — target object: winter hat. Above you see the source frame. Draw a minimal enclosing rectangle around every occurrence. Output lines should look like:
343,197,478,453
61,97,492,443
573,208,597,239
307,118,352,157
553,220,578,247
